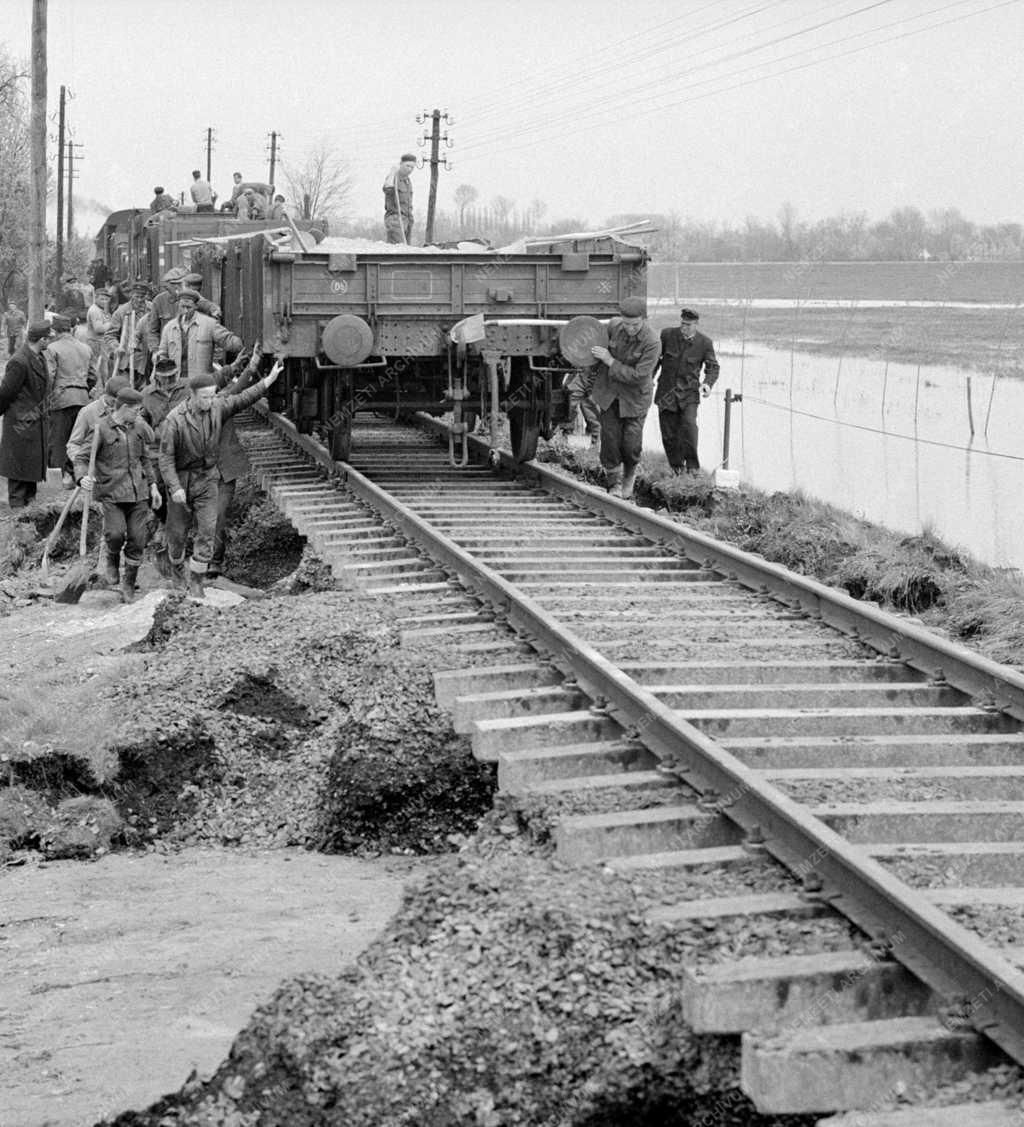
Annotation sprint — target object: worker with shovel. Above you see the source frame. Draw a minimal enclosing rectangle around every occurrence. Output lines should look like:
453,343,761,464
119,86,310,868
159,359,283,597
74,387,160,603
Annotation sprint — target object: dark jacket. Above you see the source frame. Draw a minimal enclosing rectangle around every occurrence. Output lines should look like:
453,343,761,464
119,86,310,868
159,379,266,495
74,416,154,503
590,318,660,418
655,327,719,410
0,343,49,482
215,358,259,483
141,379,190,463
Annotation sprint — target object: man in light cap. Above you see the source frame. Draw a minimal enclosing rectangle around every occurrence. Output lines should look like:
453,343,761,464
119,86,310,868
383,153,416,244
654,307,720,474
45,315,92,487
75,387,158,602
589,296,660,500
159,358,283,595
157,289,241,385
0,321,52,507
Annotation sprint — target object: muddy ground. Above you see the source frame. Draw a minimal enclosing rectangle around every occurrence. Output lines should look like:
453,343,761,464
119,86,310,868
1,848,428,1127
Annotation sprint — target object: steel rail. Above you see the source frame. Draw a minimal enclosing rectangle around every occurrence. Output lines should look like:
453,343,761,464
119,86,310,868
258,406,1024,1065
416,414,1024,724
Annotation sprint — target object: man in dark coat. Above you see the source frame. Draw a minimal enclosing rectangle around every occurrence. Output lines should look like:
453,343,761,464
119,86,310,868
589,297,660,500
0,321,53,507
654,307,720,474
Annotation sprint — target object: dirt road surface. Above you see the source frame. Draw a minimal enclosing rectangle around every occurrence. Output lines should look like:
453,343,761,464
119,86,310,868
1,848,428,1127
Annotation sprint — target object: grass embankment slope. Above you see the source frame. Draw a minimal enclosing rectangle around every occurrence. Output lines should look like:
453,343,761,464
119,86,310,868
539,440,1024,669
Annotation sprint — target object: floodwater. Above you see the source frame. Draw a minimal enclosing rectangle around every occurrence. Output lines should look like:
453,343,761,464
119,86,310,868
642,340,1024,572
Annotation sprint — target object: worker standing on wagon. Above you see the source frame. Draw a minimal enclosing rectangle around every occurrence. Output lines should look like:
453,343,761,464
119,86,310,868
654,307,719,474
159,358,282,596
589,297,660,501
382,154,416,244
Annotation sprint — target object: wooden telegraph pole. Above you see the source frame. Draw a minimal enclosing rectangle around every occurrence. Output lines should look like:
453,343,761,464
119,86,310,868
417,108,453,245
55,84,65,283
28,0,47,320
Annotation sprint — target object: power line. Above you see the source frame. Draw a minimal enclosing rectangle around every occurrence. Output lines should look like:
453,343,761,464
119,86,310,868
741,393,1024,462
456,0,1014,164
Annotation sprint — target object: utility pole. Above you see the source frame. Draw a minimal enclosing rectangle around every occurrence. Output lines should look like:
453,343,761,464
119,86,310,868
417,108,453,245
55,83,65,283
66,139,75,242
205,126,213,182
28,0,47,320
267,130,278,188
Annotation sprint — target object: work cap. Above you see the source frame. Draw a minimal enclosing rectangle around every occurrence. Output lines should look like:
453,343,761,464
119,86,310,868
177,288,201,302
153,186,165,194
162,266,186,283
153,356,178,374
115,387,143,406
679,308,700,322
182,273,203,287
27,322,53,342
400,152,417,162
104,375,128,396
188,373,217,390
62,273,75,282
618,297,646,318
51,315,72,333
130,281,151,295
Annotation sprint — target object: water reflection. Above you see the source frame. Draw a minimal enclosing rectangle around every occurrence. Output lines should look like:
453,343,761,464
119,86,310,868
642,341,1024,571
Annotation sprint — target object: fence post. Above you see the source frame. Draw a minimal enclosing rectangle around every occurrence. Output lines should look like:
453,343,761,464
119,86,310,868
722,388,742,469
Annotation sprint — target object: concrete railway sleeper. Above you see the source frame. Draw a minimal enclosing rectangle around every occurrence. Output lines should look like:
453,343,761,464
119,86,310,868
235,408,1024,1123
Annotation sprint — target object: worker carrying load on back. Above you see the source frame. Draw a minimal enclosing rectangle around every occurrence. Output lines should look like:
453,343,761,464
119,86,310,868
383,153,416,244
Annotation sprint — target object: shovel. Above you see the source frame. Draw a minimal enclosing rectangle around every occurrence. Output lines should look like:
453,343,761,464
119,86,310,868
53,425,101,604
40,485,81,584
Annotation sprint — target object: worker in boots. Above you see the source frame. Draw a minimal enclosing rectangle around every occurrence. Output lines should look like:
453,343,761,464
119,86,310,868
159,358,283,597
74,387,159,603
589,296,660,500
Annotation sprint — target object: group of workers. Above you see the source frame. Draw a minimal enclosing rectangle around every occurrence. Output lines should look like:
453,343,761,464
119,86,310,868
567,298,720,498
148,172,288,221
0,267,284,602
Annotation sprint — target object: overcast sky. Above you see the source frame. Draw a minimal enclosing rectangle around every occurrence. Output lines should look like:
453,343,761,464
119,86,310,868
5,0,1023,237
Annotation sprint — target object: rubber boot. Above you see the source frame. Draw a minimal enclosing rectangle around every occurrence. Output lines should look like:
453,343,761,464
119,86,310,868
102,550,120,587
621,467,638,501
120,563,139,604
186,566,206,599
606,466,624,498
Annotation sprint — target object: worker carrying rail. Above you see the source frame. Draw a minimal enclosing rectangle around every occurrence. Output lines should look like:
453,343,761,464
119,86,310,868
382,153,417,244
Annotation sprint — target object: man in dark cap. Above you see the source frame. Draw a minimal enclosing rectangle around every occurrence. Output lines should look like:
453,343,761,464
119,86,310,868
589,297,660,500
150,186,175,213
156,289,240,385
0,321,52,507
383,154,417,244
75,387,159,602
159,358,283,595
654,307,720,474
45,314,92,486
105,281,153,386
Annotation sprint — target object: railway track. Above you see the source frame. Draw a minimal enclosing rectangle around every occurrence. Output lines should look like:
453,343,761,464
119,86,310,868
236,406,1024,1126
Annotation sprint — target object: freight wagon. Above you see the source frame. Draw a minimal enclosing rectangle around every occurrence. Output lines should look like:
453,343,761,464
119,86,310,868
96,209,649,463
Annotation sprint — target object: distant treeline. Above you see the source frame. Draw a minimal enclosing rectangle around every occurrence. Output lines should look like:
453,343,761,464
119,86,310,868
337,195,1022,263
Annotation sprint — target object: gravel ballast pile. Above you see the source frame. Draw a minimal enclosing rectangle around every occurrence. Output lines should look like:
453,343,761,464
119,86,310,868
113,589,495,852
102,854,819,1127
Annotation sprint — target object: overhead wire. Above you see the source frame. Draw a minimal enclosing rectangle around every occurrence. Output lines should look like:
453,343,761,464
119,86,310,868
455,0,1014,164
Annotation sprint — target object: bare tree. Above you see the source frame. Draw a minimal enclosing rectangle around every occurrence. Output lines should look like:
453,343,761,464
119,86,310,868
283,140,354,223
453,183,478,230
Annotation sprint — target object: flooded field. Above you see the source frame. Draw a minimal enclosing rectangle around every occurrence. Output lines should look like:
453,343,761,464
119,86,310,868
643,340,1024,571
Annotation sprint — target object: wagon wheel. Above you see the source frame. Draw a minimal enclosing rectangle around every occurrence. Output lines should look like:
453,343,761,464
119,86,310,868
509,408,541,464
329,412,352,462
